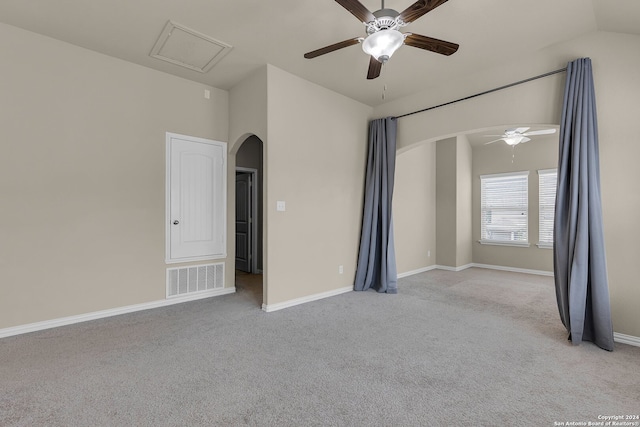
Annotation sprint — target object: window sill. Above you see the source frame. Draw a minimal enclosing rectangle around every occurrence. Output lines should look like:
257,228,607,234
479,240,530,248
536,243,553,249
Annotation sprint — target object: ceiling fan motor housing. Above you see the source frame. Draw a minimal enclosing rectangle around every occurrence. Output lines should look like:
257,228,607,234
373,8,399,19
366,9,405,35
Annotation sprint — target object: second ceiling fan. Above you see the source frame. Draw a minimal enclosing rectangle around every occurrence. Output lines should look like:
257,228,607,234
484,127,557,146
304,0,459,80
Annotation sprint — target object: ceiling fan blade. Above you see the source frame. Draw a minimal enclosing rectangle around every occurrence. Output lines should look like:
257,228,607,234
399,0,449,23
519,137,532,143
522,129,557,136
367,56,382,80
334,0,375,23
304,37,361,59
404,33,459,56
513,127,530,134
484,139,504,145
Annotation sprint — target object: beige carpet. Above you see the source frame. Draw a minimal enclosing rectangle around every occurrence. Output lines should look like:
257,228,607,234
1,268,639,426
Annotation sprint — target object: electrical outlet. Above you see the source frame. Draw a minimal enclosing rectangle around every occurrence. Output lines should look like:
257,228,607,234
428,250,431,257
339,265,344,274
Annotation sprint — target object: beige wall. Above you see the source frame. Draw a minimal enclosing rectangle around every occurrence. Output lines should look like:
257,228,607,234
376,52,571,149
375,31,640,337
265,65,372,305
229,65,372,307
435,138,457,267
229,66,268,147
456,136,473,267
434,136,473,269
0,23,229,329
228,66,269,295
580,33,640,339
394,142,436,274
472,135,558,271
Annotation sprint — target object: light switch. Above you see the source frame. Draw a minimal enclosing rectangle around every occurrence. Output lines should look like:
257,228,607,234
276,201,286,212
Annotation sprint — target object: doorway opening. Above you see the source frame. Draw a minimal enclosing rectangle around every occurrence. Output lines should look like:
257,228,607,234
234,135,264,307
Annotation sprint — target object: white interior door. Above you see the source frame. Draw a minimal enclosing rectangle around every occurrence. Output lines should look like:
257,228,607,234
167,133,226,262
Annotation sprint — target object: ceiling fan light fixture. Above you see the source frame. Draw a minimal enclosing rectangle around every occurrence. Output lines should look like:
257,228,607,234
504,136,525,146
362,29,404,63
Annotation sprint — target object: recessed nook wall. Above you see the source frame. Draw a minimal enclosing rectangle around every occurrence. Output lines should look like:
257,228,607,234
472,134,558,272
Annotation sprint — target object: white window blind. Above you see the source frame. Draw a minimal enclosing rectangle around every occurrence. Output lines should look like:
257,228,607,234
481,171,529,245
538,169,558,248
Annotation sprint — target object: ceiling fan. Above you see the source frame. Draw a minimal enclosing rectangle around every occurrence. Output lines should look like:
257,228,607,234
484,127,557,146
304,0,459,80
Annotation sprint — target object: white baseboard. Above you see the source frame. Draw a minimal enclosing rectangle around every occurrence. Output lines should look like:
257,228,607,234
397,264,474,278
397,265,438,278
436,263,474,272
470,263,554,277
398,263,552,278
0,287,235,339
614,332,640,348
262,286,352,313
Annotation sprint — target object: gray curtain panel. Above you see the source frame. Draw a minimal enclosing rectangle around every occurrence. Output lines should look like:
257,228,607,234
554,58,614,351
354,117,398,293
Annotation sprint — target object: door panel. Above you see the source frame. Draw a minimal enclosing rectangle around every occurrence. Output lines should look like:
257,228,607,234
169,135,226,261
235,172,251,272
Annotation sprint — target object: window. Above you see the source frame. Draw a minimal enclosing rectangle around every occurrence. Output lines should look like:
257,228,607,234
538,169,557,248
480,171,529,246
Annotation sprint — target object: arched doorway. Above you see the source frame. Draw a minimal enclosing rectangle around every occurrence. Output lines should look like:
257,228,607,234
234,135,264,306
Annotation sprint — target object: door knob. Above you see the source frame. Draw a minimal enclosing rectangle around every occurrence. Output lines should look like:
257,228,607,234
173,220,179,225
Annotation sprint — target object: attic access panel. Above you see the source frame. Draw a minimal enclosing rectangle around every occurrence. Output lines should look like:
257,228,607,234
150,21,232,73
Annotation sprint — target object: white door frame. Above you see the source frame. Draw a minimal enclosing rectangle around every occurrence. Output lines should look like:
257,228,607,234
236,167,259,273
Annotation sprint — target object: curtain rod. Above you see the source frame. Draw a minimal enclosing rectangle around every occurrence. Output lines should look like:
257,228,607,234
394,67,567,119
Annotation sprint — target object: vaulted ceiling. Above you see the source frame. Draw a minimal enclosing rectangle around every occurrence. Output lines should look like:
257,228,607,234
1,0,638,106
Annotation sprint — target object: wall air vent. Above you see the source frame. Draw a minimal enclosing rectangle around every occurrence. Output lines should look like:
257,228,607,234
166,263,224,298
150,21,232,73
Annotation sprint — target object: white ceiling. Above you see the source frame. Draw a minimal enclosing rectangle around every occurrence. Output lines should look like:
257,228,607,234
0,0,638,107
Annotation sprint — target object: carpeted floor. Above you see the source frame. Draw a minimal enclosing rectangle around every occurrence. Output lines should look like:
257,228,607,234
1,268,639,426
